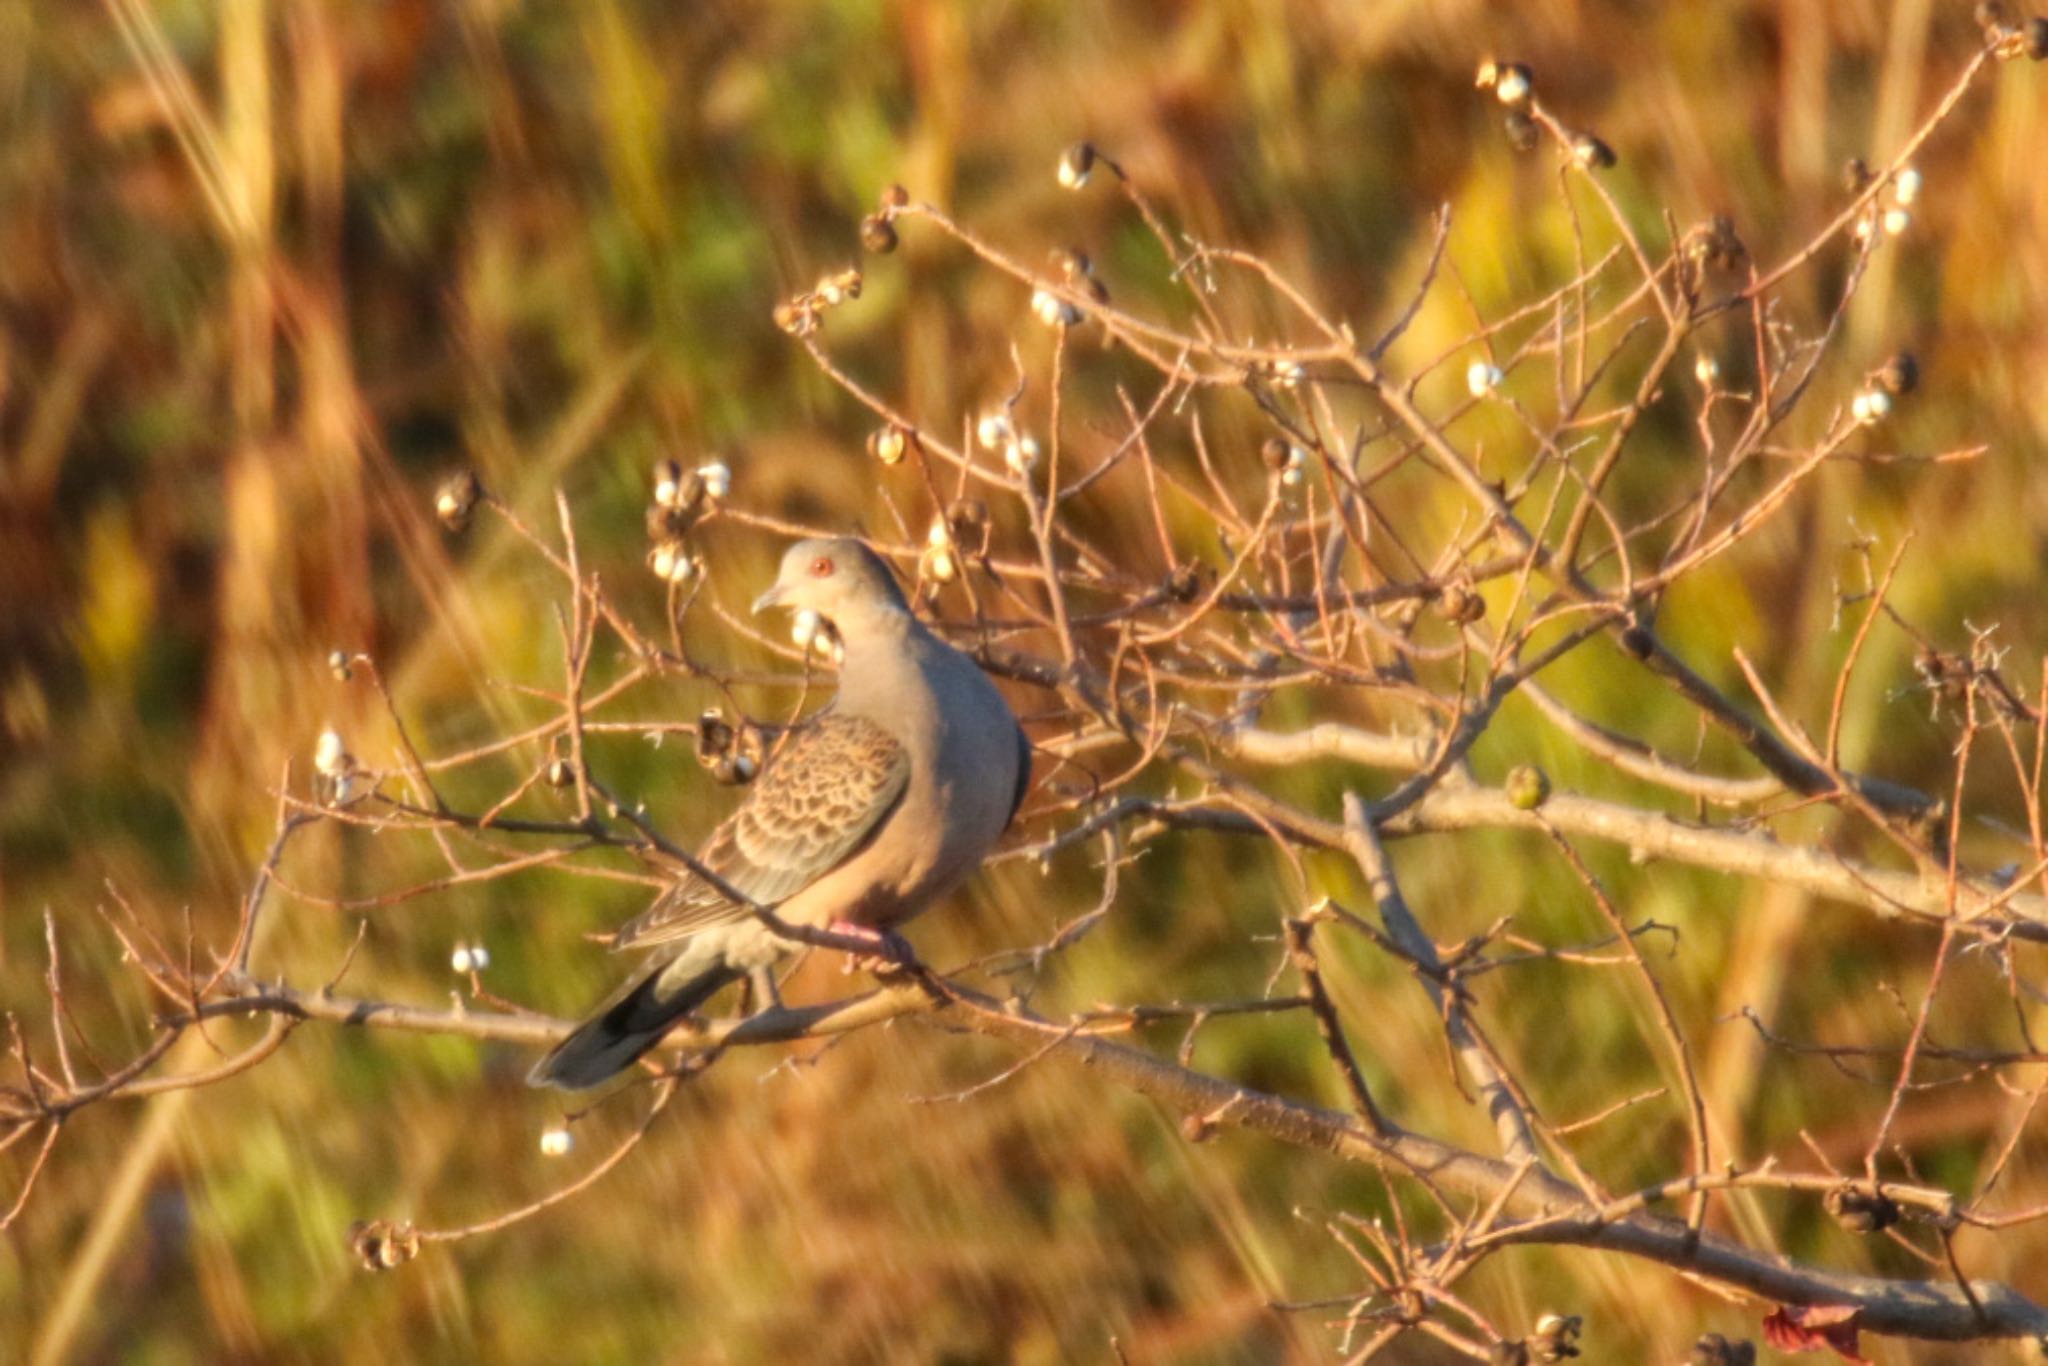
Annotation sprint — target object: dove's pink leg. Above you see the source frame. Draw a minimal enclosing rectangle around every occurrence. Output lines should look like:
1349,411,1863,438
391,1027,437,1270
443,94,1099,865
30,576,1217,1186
828,919,913,972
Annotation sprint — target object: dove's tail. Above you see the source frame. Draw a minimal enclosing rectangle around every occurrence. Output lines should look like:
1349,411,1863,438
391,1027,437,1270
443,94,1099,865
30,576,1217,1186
528,952,743,1091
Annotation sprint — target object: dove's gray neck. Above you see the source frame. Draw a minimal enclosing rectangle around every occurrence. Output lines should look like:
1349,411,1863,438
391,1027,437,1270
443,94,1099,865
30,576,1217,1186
831,601,925,716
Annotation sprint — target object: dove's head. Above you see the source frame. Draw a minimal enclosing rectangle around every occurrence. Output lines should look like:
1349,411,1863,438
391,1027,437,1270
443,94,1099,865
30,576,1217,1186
753,537,910,630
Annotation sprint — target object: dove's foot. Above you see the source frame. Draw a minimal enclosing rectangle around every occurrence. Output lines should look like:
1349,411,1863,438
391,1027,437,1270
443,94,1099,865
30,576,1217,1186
745,964,783,1012
829,920,914,976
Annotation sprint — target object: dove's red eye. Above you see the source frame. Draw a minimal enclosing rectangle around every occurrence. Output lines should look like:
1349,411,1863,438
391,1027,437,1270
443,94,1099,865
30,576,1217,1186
809,556,835,578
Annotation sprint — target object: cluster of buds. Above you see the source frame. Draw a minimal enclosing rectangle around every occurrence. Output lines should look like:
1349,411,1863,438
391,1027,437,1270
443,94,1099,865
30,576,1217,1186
1259,356,1307,390
859,182,910,255
1056,141,1097,190
433,469,483,534
866,423,912,466
449,940,490,974
977,408,1041,478
790,607,844,667
1681,213,1745,280
1677,214,1745,304
1527,1313,1583,1362
918,500,990,593
1052,247,1110,305
772,266,864,337
1849,350,1918,426
1030,286,1082,328
1029,249,1097,327
922,517,959,586
1849,163,1921,244
313,727,357,803
1259,436,1310,489
1476,57,1533,109
1477,58,1538,153
1977,3,2048,59
1824,1182,1902,1235
1438,577,1486,625
695,707,759,785
646,457,727,587
348,1219,420,1272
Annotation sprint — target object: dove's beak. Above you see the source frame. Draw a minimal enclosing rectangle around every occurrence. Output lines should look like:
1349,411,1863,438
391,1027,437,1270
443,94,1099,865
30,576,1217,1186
751,582,788,615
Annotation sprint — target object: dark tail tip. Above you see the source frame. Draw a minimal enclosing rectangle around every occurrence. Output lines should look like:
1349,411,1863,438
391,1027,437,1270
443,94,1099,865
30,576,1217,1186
528,961,741,1091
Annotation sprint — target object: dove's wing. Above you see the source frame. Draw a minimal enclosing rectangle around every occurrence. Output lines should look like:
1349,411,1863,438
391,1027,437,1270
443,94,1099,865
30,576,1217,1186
609,713,909,950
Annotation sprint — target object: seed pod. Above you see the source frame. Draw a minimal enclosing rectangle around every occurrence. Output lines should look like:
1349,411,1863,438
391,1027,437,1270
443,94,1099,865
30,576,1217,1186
879,183,909,210
1851,387,1891,425
1057,141,1096,189
695,461,731,501
1031,287,1083,327
539,1126,575,1157
1507,765,1552,811
1179,1112,1216,1143
1488,1344,1531,1366
646,500,699,544
1503,110,1538,153
1825,1184,1901,1235
1005,435,1040,477
1492,62,1533,108
1571,133,1616,170
652,457,685,508
1842,156,1874,193
1260,436,1292,472
349,1219,420,1273
868,424,909,465
314,728,350,778
696,708,735,762
859,213,898,254
1877,351,1919,396
976,411,1015,451
545,756,575,787
434,469,483,533
1439,581,1485,624
1166,561,1205,602
1051,246,1092,279
328,649,353,681
944,497,989,538
647,540,696,585
1529,1312,1581,1362
1701,213,1744,267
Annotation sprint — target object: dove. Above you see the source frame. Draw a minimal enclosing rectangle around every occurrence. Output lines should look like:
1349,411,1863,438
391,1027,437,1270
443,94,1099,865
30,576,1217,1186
529,537,1029,1089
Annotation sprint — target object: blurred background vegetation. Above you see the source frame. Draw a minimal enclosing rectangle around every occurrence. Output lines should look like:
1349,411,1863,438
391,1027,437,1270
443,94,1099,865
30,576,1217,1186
5,0,2048,1361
